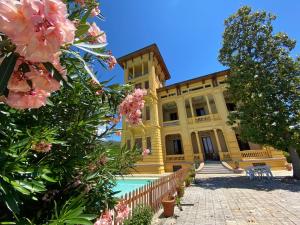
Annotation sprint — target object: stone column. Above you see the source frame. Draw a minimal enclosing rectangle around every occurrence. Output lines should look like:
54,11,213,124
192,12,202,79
176,97,194,162
213,129,222,154
189,98,195,117
195,132,204,161
205,95,212,114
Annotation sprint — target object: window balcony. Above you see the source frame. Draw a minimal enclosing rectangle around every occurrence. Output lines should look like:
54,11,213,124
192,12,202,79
187,113,221,124
163,120,180,127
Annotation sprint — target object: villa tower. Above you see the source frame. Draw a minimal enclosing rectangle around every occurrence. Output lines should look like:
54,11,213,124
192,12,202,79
118,44,170,173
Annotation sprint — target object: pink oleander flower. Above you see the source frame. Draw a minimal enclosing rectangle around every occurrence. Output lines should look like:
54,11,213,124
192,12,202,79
91,7,100,17
6,89,50,109
142,148,150,156
115,201,130,224
115,131,122,136
119,89,147,125
0,0,76,62
95,89,104,95
88,22,107,44
31,140,52,152
107,56,117,70
94,211,112,225
5,59,63,109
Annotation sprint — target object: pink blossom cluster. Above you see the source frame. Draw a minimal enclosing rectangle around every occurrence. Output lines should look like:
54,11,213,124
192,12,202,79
115,201,131,224
0,0,73,109
142,148,150,156
119,89,147,125
94,211,112,225
5,58,64,109
31,140,52,152
0,0,76,63
88,22,107,44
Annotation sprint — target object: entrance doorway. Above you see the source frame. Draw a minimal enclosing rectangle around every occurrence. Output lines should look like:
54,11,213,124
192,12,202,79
201,136,219,160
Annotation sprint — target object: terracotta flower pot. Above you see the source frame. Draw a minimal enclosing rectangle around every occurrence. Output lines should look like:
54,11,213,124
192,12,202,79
286,163,292,171
162,196,175,217
233,168,244,174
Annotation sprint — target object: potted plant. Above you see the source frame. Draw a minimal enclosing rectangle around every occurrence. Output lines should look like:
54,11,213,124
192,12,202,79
176,182,184,197
184,176,192,187
161,194,176,217
233,160,244,174
285,163,292,171
176,196,183,211
189,169,196,182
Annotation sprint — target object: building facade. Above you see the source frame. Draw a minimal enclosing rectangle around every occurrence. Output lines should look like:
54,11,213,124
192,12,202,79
118,44,287,174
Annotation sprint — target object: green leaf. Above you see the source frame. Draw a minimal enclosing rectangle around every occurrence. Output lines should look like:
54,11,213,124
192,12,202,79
0,52,18,95
41,174,57,183
80,9,92,24
64,218,93,225
0,182,20,214
75,24,90,37
19,180,46,193
61,49,100,84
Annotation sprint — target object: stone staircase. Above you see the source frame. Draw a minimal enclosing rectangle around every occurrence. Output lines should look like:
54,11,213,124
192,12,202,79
197,161,233,174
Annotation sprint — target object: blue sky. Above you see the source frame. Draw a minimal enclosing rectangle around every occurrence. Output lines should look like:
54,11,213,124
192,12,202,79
99,0,300,86
97,0,300,140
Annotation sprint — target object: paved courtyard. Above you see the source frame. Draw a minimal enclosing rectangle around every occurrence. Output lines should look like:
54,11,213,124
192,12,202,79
154,172,300,225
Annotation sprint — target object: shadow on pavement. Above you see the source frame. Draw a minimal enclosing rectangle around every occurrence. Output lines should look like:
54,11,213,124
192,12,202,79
193,175,300,192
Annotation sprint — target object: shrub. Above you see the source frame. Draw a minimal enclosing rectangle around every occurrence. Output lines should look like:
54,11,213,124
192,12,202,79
123,205,153,225
185,176,192,187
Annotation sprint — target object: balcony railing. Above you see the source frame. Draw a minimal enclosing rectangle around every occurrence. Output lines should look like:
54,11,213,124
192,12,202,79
241,150,270,159
166,154,185,161
187,113,221,124
163,120,180,127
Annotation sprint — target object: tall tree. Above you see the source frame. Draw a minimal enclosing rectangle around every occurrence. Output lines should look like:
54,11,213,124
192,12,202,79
219,6,300,178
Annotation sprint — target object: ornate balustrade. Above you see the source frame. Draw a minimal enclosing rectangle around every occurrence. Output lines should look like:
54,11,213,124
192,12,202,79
241,150,270,159
165,154,185,161
187,113,221,124
163,120,180,127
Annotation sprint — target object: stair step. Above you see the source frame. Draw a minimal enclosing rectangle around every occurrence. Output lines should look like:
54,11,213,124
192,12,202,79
197,161,233,174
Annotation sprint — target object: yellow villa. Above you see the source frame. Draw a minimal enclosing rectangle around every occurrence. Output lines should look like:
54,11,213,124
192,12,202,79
118,44,287,174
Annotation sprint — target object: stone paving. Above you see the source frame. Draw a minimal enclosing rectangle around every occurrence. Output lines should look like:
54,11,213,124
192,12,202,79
154,172,300,225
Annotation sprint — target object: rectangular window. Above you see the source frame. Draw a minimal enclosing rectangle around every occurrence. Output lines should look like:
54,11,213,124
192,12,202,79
146,137,151,153
143,61,148,74
127,140,131,149
135,83,142,89
172,139,183,154
146,106,150,120
128,67,133,80
135,138,143,150
134,64,142,77
195,108,206,116
144,81,149,89
170,112,178,120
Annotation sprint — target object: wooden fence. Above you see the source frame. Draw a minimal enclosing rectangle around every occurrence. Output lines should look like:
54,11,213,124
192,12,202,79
112,168,189,224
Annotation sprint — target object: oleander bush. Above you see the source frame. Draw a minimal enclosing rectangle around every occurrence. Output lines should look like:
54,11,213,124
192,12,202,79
123,205,154,225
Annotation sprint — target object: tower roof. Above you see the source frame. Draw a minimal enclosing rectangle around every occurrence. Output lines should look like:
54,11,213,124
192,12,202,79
117,43,171,80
